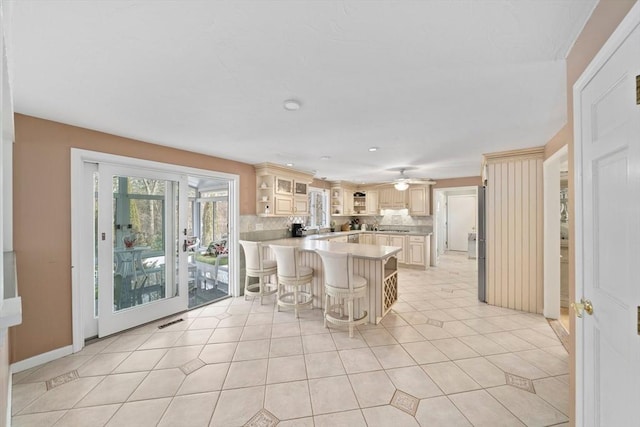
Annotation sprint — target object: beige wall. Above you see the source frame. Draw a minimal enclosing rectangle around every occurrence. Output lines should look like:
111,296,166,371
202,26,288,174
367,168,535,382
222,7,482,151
10,114,257,362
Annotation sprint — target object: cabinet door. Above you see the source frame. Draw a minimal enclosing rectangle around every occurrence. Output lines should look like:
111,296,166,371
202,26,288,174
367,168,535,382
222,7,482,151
366,190,379,214
293,196,309,215
389,235,405,263
275,177,293,195
375,234,388,246
294,181,308,196
409,186,427,215
360,234,373,245
343,191,354,215
392,188,408,208
378,187,392,208
274,195,293,215
409,242,425,265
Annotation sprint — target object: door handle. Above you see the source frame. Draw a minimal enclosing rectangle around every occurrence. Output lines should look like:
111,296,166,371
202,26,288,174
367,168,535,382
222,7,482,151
571,298,594,318
182,240,188,252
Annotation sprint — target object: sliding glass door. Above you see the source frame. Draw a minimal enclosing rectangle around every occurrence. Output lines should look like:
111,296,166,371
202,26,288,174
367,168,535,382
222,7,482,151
97,164,188,336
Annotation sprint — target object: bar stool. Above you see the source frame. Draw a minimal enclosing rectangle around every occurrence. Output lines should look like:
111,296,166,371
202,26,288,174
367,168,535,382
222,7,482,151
316,249,368,337
239,240,277,304
269,245,314,318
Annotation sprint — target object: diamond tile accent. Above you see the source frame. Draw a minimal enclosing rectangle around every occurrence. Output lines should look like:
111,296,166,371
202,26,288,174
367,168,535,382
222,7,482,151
390,389,419,416
505,372,536,393
46,370,79,390
244,409,279,427
427,318,444,328
181,358,206,375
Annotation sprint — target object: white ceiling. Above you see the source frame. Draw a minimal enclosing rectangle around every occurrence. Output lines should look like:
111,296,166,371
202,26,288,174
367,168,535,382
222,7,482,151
6,0,597,183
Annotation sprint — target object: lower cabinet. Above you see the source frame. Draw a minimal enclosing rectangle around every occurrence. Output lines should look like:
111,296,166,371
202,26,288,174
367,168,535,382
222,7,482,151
359,233,374,245
407,235,426,267
374,234,405,264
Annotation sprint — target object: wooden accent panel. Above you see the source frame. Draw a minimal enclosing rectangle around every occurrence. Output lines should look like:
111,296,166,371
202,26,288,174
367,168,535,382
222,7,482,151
485,148,544,314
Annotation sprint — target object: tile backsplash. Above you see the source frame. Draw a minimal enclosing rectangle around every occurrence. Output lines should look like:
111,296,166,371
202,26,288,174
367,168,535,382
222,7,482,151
240,210,433,239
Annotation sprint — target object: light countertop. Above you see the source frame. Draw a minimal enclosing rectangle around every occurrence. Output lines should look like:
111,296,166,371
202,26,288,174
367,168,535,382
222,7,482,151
263,236,401,260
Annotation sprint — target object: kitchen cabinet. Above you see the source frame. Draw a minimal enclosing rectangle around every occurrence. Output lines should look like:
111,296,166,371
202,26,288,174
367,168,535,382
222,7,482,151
255,163,313,217
374,234,405,263
407,235,427,267
274,195,294,216
353,192,367,215
343,192,354,215
359,233,374,245
330,235,348,243
365,190,379,215
330,182,355,215
408,186,430,216
294,196,309,215
330,187,343,215
378,186,407,209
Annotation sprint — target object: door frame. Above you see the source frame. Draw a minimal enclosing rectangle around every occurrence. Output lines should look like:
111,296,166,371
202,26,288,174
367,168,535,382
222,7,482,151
432,186,478,265
70,148,240,352
542,144,568,320
573,2,640,424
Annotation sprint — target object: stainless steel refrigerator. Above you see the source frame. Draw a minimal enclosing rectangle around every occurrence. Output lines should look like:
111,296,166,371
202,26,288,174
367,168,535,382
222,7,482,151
477,185,486,302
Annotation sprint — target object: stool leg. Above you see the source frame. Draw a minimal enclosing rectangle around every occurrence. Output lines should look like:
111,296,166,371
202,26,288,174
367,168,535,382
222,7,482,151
244,274,249,301
259,275,264,305
324,293,329,329
348,299,354,338
294,285,299,318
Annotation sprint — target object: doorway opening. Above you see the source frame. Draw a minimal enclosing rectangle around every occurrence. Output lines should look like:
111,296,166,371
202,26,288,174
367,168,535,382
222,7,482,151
542,145,568,325
432,186,478,266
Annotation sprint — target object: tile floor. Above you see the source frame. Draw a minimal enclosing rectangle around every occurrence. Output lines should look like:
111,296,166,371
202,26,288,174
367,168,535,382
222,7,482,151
11,252,570,427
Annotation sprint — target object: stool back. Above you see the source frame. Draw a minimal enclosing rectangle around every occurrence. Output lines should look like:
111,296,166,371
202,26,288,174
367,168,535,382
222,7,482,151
270,245,302,279
316,250,355,291
239,240,265,272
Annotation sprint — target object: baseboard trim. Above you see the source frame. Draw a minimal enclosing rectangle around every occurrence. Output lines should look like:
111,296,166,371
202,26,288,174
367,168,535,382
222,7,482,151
10,345,73,374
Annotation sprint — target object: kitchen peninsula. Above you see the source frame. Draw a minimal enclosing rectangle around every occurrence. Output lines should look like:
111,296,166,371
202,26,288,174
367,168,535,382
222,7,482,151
260,234,401,324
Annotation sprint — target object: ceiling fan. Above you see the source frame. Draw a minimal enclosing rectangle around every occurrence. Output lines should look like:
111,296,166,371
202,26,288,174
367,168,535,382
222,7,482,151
378,168,436,191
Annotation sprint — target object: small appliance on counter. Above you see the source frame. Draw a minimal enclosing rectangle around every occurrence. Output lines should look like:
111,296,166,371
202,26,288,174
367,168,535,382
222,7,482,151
291,223,304,237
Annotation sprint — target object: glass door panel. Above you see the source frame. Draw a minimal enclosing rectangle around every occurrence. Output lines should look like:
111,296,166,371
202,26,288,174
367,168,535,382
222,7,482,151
98,165,187,337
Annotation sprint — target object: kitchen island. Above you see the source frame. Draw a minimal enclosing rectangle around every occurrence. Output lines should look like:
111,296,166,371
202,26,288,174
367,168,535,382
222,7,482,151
260,236,401,324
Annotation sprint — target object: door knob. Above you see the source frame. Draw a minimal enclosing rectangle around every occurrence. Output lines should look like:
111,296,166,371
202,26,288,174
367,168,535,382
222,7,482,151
571,298,594,318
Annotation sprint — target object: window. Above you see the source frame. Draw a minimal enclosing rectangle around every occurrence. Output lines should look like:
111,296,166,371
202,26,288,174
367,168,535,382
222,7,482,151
308,188,329,228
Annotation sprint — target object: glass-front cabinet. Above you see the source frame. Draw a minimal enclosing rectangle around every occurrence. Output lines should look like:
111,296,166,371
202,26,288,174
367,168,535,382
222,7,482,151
255,163,313,217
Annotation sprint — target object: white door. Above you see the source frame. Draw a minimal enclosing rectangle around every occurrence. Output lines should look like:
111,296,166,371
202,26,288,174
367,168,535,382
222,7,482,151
447,195,476,251
97,164,189,336
575,4,640,425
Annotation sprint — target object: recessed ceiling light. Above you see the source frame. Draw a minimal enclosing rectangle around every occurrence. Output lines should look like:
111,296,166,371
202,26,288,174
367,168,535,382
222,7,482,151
368,147,378,152
320,156,331,160
283,99,301,111
286,163,294,167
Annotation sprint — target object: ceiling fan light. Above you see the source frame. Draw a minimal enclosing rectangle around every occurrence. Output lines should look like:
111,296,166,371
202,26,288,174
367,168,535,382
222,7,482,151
394,181,409,191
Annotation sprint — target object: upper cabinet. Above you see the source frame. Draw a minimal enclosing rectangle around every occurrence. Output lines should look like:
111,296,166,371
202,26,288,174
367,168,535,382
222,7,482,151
378,185,408,209
255,163,314,217
330,182,355,216
408,185,430,216
365,190,379,215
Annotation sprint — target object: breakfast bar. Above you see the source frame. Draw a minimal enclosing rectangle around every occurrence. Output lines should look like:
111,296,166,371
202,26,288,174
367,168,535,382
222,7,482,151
261,236,402,324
